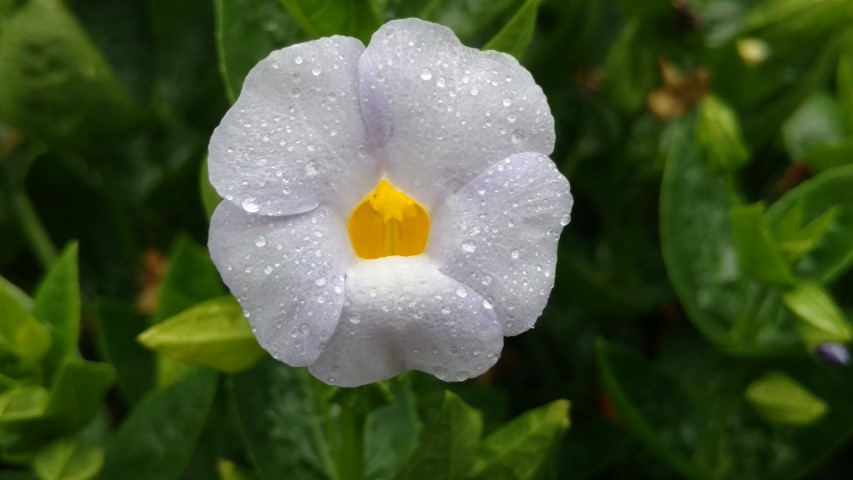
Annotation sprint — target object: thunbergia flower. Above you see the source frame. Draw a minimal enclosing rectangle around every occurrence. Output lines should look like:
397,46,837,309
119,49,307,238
208,18,572,387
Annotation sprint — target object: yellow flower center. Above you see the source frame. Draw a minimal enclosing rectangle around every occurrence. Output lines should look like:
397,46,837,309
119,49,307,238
348,179,430,259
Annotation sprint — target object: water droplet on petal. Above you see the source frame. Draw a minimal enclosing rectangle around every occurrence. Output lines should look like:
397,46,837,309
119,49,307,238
254,235,267,247
294,56,303,64
456,286,468,298
420,67,432,80
511,249,520,259
242,197,260,213
502,98,512,107
461,241,476,253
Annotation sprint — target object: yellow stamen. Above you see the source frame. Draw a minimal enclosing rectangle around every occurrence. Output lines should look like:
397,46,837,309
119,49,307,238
348,180,429,259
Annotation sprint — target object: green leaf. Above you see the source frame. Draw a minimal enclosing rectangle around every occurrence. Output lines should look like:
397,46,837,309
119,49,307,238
364,379,422,480
696,95,749,172
469,400,569,480
153,236,225,324
0,386,49,427
138,296,264,373
393,391,482,480
33,244,81,380
0,282,51,363
660,118,798,354
34,438,103,480
93,299,154,404
214,0,307,102
729,203,795,286
0,0,134,150
280,0,381,43
42,360,115,433
801,138,853,172
597,339,853,480
783,283,852,348
766,164,853,283
0,275,33,312
200,161,221,221
482,0,538,60
776,204,840,262
98,369,217,480
839,51,853,133
782,91,845,159
229,360,335,480
435,0,516,42
601,20,657,113
216,459,256,480
745,371,828,426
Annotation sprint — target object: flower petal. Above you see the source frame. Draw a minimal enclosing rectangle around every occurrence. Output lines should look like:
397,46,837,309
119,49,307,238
209,36,379,217
208,202,351,366
308,256,502,387
429,152,572,336
359,18,555,207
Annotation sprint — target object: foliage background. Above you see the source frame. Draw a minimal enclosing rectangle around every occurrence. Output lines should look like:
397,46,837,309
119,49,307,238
2,0,853,478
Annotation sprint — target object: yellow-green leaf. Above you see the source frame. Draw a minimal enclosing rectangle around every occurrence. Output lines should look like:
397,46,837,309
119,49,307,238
34,438,103,480
783,283,853,348
745,371,828,426
138,296,265,373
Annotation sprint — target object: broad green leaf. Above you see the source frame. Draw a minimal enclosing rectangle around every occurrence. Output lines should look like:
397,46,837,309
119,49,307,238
745,371,828,426
0,386,49,427
364,379,422,480
766,164,853,283
34,438,103,480
482,0,538,60
93,299,154,404
138,296,264,373
801,139,853,172
697,96,749,172
729,203,795,286
470,400,569,480
393,391,482,480
0,284,51,363
200,161,221,221
783,283,852,347
42,360,115,433
280,0,381,43
782,91,845,159
660,118,798,354
153,236,225,324
33,244,80,380
98,369,217,480
229,360,335,480
214,0,307,102
597,339,853,480
0,0,134,150
0,275,32,312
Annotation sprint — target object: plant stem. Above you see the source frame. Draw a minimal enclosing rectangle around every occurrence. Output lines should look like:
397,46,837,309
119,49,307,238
9,188,56,268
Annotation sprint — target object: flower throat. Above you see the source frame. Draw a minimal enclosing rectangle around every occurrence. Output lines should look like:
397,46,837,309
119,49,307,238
348,180,429,259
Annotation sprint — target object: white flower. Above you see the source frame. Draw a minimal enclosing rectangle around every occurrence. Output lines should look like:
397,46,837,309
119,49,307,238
207,18,572,387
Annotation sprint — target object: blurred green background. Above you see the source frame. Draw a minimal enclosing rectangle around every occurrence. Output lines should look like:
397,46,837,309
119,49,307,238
3,0,853,479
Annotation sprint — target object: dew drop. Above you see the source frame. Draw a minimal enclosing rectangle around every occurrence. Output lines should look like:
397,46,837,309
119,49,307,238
461,241,476,253
264,265,273,275
502,98,512,107
470,87,479,96
482,299,492,310
242,197,260,213
510,129,526,145
305,161,319,176
511,249,520,259
294,55,303,64
315,277,327,286
254,235,267,247
420,67,432,80
311,66,322,76
456,286,468,298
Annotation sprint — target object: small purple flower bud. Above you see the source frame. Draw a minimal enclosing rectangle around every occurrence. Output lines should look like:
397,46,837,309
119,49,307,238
815,343,850,366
